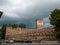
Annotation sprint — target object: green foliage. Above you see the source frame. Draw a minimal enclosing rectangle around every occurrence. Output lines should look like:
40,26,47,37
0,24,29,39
12,24,17,28
55,20,60,38
50,8,60,39
1,24,7,39
50,9,60,26
8,24,17,28
8,23,26,28
19,24,26,28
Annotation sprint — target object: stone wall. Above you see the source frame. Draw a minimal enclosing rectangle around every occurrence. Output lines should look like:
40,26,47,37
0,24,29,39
5,26,56,41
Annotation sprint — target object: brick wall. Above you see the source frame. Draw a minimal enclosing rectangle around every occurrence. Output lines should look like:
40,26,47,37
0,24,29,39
5,26,56,40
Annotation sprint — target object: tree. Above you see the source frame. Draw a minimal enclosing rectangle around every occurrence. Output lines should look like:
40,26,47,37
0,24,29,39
1,24,7,39
8,24,17,28
0,11,3,40
19,24,26,29
11,24,17,28
0,11,3,18
49,9,60,39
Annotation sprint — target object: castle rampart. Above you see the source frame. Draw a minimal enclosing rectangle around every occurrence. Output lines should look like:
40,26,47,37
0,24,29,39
5,19,56,42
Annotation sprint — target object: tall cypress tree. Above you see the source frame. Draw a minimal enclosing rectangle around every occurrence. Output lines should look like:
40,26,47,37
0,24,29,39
1,24,7,39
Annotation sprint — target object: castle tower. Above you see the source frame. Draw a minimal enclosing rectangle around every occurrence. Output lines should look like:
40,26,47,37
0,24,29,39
36,19,43,30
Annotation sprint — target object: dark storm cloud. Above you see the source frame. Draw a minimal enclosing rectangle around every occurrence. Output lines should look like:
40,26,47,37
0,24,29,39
0,0,60,28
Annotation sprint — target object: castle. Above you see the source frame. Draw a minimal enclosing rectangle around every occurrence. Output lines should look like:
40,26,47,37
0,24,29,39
5,19,56,42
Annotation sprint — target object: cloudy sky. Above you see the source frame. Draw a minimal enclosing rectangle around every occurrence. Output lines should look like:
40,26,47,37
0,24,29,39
0,0,60,28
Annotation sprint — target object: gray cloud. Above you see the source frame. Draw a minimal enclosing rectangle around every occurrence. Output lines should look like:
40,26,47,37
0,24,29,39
0,0,9,5
0,0,60,28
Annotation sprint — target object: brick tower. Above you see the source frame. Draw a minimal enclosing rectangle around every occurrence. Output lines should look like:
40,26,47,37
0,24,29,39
36,19,43,30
